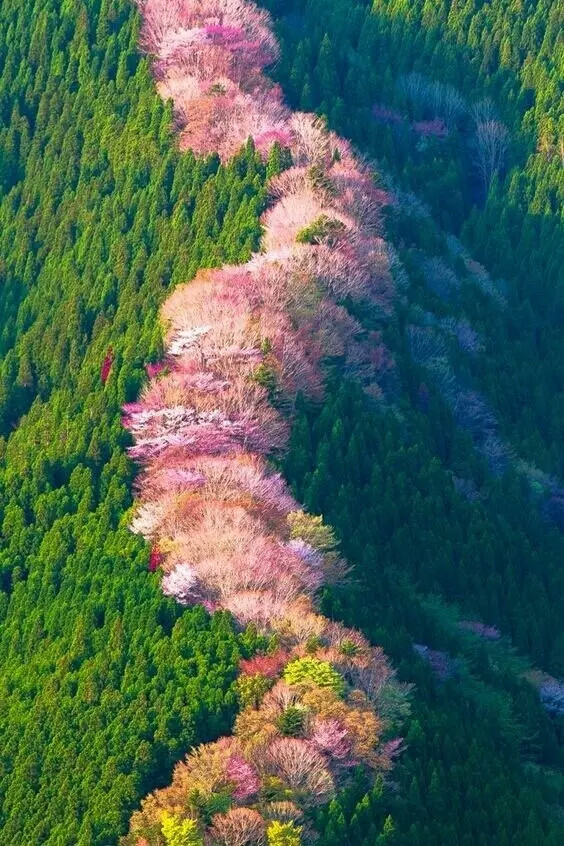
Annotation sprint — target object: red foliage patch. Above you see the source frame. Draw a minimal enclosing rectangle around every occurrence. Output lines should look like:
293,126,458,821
148,547,164,572
145,361,166,379
239,650,290,678
100,347,114,384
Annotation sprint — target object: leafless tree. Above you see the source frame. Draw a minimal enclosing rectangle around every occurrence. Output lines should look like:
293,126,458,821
471,101,509,192
471,97,498,125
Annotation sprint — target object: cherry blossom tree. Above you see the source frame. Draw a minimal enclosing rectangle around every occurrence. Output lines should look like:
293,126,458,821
262,185,346,252
310,719,352,762
372,104,404,125
459,620,501,640
176,737,239,798
271,605,328,646
152,454,296,515
225,755,261,800
130,496,177,538
398,73,465,129
406,325,448,366
413,643,459,681
421,256,461,302
539,678,564,716
225,591,309,633
413,118,448,138
472,111,509,192
137,0,288,160
289,113,330,168
137,0,188,54
440,317,484,355
161,564,203,605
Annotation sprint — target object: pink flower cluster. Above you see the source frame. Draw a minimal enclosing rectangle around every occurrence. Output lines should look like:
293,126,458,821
372,104,449,139
412,118,448,138
138,0,288,158
123,108,398,633
525,670,564,717
413,643,459,681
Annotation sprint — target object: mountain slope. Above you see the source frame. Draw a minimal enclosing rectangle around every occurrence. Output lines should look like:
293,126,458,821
0,0,562,843
0,1,268,842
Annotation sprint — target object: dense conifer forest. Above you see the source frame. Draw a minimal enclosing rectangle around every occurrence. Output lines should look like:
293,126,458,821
0,0,562,843
0,1,267,841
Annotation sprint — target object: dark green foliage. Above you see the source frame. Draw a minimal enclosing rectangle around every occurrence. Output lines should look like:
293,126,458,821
286,382,564,672
296,214,346,245
266,0,564,476
276,706,306,737
0,1,267,842
285,381,564,844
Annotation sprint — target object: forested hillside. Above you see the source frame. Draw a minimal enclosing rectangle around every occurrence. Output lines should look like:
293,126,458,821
285,382,564,843
0,1,268,842
267,0,563,476
0,0,404,841
118,0,408,842
0,0,563,843
261,0,564,664
266,0,564,841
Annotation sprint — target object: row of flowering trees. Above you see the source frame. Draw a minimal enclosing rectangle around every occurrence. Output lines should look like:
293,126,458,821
123,1,406,843
138,0,289,158
123,132,397,628
125,635,406,844
124,644,401,846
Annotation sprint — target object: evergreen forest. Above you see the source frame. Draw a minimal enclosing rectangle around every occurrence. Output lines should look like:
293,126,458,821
0,0,562,843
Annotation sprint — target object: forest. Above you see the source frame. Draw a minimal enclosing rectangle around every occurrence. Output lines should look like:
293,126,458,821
0,0,562,843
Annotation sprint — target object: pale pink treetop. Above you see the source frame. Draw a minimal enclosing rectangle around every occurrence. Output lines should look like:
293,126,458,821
259,738,335,804
311,719,353,762
225,755,261,799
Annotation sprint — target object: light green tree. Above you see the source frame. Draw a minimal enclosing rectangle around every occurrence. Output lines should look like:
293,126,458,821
161,812,204,846
267,820,302,846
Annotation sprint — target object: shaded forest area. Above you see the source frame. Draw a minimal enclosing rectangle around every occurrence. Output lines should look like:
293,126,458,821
262,0,564,841
267,0,563,477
